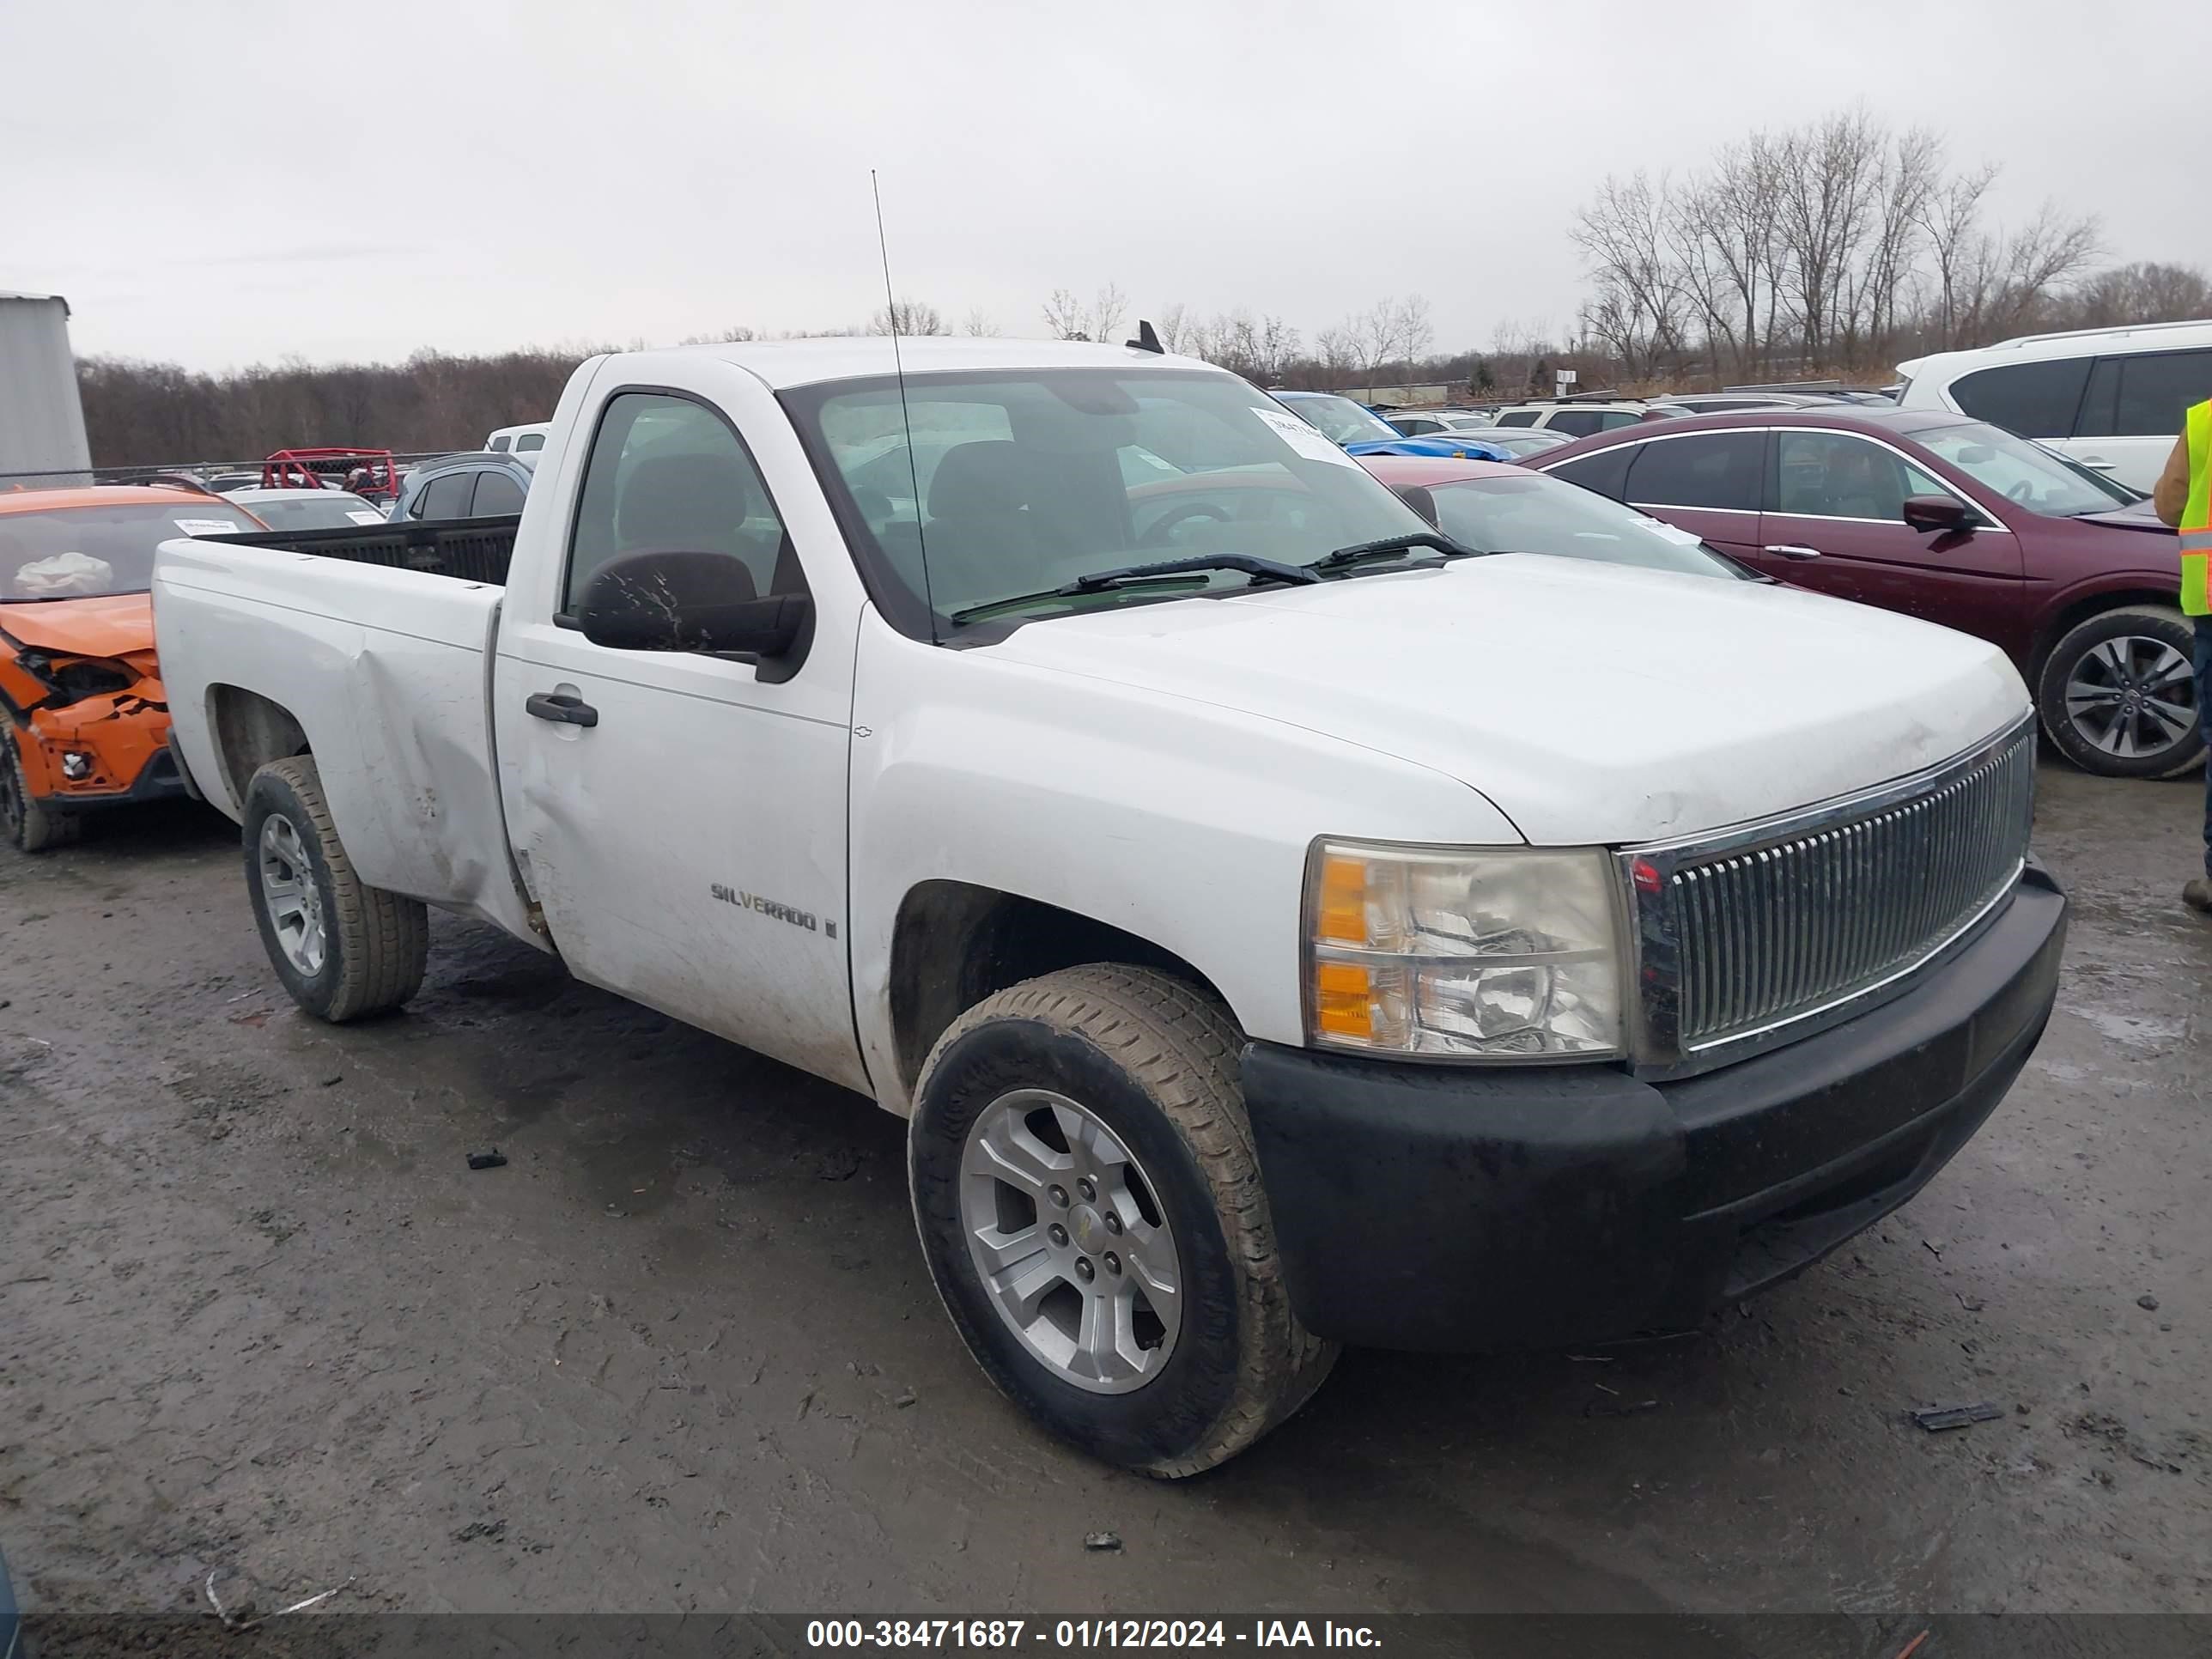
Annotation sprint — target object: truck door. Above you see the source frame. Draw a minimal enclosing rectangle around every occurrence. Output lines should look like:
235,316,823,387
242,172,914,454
491,372,870,1095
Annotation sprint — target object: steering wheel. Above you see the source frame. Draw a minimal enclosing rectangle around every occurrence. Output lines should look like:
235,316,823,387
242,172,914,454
1139,501,1232,547
2007,481,2036,505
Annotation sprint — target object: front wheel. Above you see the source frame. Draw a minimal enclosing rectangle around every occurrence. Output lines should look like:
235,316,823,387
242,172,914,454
241,756,429,1021
908,964,1337,1477
1,731,81,853
2035,606,2204,778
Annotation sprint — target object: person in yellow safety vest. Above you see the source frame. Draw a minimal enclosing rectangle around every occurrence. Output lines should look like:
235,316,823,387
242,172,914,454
2152,403,2212,914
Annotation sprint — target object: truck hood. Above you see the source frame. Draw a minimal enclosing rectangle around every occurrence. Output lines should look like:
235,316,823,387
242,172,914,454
982,556,2028,845
0,592,155,660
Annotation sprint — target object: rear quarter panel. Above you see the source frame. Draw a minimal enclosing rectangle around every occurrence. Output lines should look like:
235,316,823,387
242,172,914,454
155,538,537,939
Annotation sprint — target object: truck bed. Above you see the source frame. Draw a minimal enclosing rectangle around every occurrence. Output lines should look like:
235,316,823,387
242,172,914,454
204,514,519,585
154,521,538,945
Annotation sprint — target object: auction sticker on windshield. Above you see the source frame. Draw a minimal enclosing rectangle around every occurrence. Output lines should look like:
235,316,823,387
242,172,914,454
173,518,250,536
1250,407,1361,467
347,511,386,526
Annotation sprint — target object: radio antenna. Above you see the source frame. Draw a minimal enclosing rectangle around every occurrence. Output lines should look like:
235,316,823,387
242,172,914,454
872,169,939,644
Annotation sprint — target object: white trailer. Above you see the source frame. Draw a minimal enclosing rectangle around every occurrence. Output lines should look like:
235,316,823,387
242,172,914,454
0,292,92,489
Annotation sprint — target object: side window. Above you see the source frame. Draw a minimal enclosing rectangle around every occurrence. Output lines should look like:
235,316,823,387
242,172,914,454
1625,432,1765,511
515,432,546,453
470,469,526,517
2112,350,2212,438
1494,410,1539,427
1402,418,1442,434
1547,410,1602,437
1949,358,2090,438
420,471,473,520
1774,432,1949,521
1545,445,1634,501
489,435,510,453
2077,358,2121,438
1595,410,1641,430
564,390,798,617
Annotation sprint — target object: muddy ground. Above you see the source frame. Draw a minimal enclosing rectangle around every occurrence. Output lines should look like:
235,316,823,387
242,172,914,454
2,760,2207,1621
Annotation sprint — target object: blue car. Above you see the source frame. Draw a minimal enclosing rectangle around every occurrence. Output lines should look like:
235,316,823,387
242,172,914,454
1269,391,1512,460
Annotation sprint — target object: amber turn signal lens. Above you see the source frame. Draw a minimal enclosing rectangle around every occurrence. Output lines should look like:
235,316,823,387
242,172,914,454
1313,960,1373,1038
1316,854,1368,945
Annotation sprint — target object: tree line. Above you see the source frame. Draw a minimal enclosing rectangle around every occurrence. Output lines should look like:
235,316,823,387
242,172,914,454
1568,106,2208,384
72,107,2208,467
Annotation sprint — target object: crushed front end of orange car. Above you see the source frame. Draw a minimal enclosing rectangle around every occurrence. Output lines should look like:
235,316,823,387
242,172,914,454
0,629,179,809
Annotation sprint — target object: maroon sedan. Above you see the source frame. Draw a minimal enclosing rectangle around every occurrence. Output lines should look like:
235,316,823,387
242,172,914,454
1528,408,2191,778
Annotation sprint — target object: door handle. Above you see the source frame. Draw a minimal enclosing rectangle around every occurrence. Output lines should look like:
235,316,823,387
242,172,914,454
2081,459,2118,471
526,690,599,727
1764,544,1824,560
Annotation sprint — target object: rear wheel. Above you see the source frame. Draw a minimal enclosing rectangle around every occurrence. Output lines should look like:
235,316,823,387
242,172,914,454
908,965,1337,1477
241,756,428,1020
2035,606,2204,779
1,732,81,853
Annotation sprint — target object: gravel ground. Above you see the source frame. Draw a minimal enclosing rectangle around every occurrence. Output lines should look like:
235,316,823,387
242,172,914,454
2,759,2206,1620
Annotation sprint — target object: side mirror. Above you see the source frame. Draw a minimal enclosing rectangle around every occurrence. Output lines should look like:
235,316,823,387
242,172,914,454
577,550,811,665
1392,483,1440,528
1901,495,1974,534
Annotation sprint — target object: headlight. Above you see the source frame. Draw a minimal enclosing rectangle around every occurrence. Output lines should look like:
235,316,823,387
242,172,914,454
1304,840,1626,1060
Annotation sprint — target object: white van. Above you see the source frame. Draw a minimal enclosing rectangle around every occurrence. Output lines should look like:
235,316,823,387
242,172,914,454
1896,319,2212,492
484,422,551,457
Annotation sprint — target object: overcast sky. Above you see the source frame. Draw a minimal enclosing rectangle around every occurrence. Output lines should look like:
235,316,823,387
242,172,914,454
3,0,2203,372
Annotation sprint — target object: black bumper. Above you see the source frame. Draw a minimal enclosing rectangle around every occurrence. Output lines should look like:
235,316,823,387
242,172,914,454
1243,863,2068,1352
48,746,188,814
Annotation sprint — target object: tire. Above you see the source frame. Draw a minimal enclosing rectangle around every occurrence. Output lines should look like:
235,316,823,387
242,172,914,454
2035,605,2205,779
908,964,1338,1477
241,756,428,1021
1,731,81,854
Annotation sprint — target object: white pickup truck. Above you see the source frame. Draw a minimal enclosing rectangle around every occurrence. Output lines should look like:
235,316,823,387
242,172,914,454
154,337,2068,1475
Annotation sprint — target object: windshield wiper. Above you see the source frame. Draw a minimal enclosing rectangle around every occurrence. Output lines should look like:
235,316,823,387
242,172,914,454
1310,532,1478,572
949,552,1318,624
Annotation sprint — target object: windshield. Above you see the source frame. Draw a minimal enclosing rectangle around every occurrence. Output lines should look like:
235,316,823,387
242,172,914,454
1425,474,1750,579
240,493,386,531
0,500,258,600
785,368,1435,629
1279,393,1400,447
1918,422,2116,517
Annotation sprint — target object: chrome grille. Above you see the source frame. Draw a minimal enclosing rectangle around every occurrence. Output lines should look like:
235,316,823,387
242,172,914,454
1633,720,2036,1060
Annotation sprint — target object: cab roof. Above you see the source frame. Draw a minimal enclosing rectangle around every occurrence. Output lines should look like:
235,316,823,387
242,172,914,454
644,335,1213,391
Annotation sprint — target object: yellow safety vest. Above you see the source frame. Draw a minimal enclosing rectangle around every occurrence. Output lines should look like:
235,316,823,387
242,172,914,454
2183,400,2212,615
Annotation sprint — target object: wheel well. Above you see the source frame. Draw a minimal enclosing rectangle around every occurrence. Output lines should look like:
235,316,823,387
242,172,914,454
888,881,1227,1091
2032,590,2185,674
207,685,312,806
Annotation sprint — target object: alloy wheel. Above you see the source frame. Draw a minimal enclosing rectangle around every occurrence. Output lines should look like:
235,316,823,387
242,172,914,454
2063,635,2198,763
257,812,328,976
958,1088,1182,1395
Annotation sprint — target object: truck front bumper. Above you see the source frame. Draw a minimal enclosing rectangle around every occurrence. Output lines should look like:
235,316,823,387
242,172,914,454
1243,862,2068,1352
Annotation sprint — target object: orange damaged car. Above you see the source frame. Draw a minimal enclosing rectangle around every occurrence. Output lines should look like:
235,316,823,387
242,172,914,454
0,486,262,851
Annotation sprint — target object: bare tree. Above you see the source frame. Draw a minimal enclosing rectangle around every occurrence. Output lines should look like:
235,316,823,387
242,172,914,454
959,307,1000,337
1571,173,1688,379
867,299,945,336
1042,289,1090,340
1154,302,1191,355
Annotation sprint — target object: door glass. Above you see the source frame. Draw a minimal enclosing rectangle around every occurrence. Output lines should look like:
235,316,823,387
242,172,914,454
420,471,473,520
1547,410,1601,436
2112,351,2212,438
1948,358,2091,438
515,433,546,453
1595,410,1640,429
565,392,797,614
1494,410,1539,427
1774,432,1953,521
1544,446,1633,501
470,469,526,516
2077,359,2121,438
1625,432,1764,511
489,436,510,452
